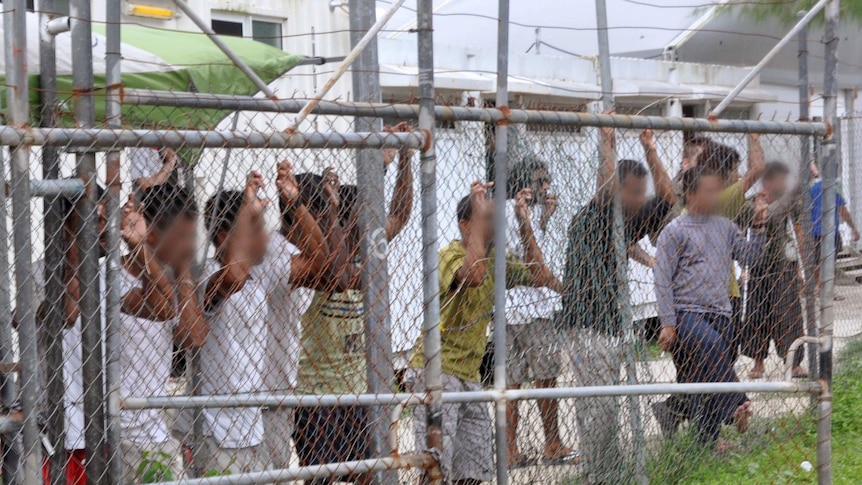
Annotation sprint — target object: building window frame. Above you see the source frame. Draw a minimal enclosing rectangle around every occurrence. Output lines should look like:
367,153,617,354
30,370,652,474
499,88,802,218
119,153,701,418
210,11,285,50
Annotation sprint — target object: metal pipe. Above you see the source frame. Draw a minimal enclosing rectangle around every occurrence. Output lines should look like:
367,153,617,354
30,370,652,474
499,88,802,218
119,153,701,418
169,0,275,98
348,2,395,483
492,1,510,483
0,127,426,149
104,0,124,482
845,90,860,244
710,0,828,118
70,0,108,482
147,454,435,485
45,16,70,35
289,0,407,131
0,124,20,485
595,0,614,111
122,89,830,135
121,380,822,410
596,0,646,481
415,0,443,483
785,337,822,381
389,395,423,453
6,1,42,484
6,0,42,483
27,179,85,198
817,3,839,483
37,2,67,482
797,9,819,395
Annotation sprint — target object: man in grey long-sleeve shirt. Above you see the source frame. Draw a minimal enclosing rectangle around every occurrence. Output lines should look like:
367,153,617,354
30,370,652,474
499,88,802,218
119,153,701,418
654,165,767,446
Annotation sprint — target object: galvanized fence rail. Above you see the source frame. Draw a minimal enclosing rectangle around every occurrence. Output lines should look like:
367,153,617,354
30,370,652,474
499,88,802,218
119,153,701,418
0,0,848,484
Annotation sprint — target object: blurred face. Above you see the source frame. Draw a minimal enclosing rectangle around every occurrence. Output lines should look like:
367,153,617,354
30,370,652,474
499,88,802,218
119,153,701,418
762,173,789,202
619,174,648,215
457,201,496,250
149,215,197,268
531,169,551,204
686,174,723,215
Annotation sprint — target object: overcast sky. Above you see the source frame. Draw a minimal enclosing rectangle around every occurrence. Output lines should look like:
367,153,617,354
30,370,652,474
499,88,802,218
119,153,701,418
379,0,707,57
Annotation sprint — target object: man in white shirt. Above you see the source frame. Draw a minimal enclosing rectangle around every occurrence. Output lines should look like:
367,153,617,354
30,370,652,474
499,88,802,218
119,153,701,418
200,162,326,474
31,187,106,485
119,184,206,483
504,156,577,467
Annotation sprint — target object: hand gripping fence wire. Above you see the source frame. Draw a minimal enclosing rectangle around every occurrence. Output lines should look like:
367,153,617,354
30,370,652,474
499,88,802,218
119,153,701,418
0,0,847,483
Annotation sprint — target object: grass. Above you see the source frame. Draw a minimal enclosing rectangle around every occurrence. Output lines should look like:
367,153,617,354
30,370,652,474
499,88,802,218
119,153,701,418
647,339,862,484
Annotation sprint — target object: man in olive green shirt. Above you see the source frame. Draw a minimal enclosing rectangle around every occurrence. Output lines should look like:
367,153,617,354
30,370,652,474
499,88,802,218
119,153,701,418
410,181,558,484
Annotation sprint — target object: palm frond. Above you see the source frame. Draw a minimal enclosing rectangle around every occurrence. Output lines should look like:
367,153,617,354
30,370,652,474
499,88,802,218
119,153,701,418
710,0,862,25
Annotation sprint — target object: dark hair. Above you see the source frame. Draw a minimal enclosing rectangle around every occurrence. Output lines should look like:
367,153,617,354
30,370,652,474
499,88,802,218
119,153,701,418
456,194,473,223
141,184,198,229
682,165,721,196
701,143,740,178
281,173,326,228
617,159,648,182
59,181,105,226
687,135,713,148
204,190,244,245
507,154,548,199
763,161,790,181
339,184,358,225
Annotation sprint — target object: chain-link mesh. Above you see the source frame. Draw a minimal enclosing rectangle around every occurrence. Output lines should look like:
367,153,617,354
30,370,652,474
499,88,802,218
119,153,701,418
1,109,840,484
0,4,852,484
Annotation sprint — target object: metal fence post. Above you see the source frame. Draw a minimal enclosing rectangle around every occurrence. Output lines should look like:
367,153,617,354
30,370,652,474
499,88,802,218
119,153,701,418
492,1,510,484
817,2,839,484
348,1,396,484
37,0,68,483
70,0,107,483
844,91,859,240
4,1,42,484
0,147,20,485
796,10,819,399
104,0,124,482
595,0,647,482
416,0,443,483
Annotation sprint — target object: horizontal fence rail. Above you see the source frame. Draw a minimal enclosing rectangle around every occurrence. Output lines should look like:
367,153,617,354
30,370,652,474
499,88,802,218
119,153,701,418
123,89,829,135
0,127,426,150
122,381,822,410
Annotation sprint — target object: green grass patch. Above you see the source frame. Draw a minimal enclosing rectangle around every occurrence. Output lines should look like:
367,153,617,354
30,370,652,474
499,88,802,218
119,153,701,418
647,339,862,484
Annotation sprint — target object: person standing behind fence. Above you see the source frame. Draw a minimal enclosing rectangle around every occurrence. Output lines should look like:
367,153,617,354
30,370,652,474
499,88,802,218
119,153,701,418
261,171,331,471
809,162,861,299
654,166,766,447
293,128,413,485
560,126,674,485
198,163,322,475
30,186,105,485
409,180,559,484
118,184,205,483
652,135,765,438
736,162,808,379
502,155,577,468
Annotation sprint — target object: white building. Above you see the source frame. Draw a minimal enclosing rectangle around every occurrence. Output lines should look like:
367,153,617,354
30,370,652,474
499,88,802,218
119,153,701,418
29,0,862,354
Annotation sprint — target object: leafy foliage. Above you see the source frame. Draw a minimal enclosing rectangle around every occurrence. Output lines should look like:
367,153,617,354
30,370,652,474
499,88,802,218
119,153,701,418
136,451,174,484
714,0,862,25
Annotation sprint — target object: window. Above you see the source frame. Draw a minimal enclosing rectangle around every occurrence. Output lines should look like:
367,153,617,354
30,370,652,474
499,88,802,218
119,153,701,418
211,14,284,50
252,20,282,49
211,19,244,38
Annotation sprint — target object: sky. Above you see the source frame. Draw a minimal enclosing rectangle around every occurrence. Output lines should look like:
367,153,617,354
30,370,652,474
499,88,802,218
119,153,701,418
379,0,710,57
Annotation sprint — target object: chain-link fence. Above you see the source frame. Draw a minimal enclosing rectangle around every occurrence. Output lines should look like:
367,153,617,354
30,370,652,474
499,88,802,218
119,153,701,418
0,0,852,484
